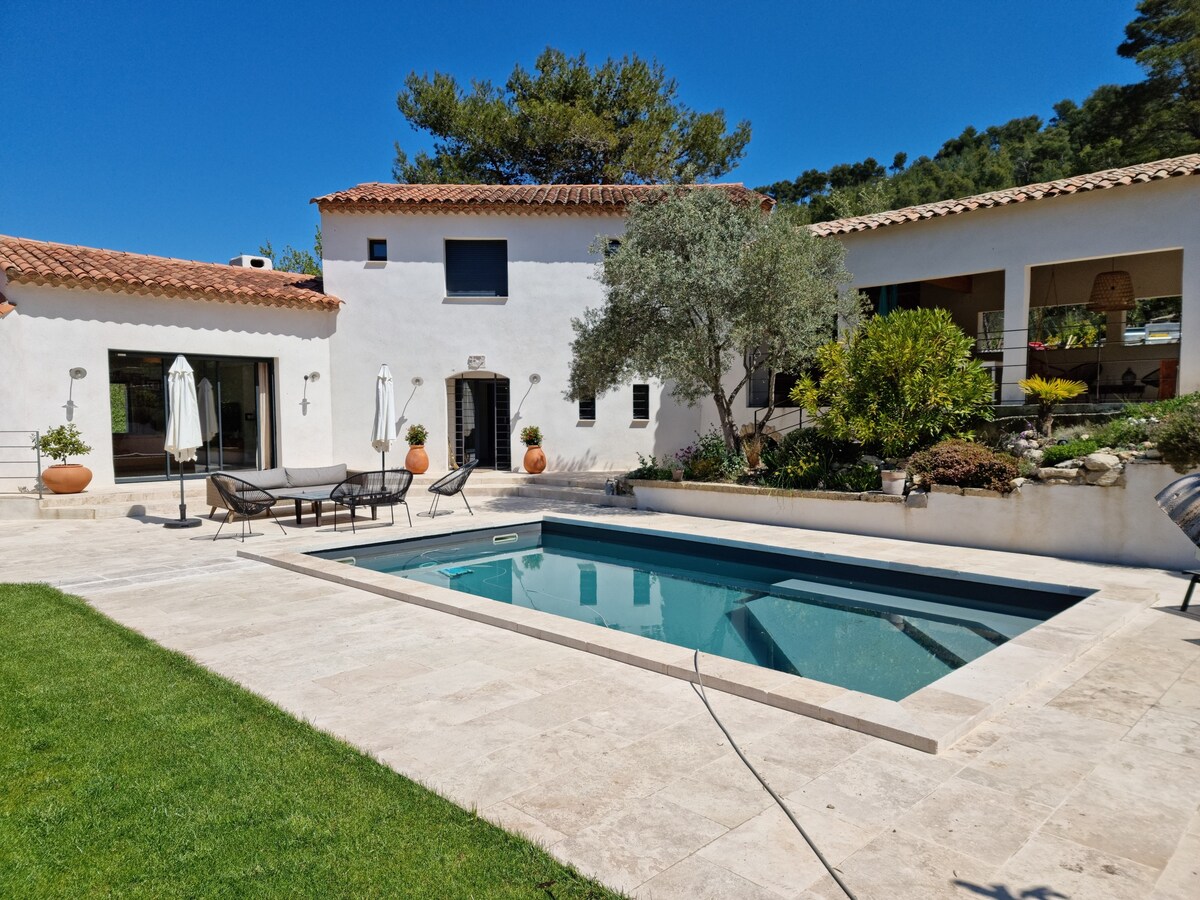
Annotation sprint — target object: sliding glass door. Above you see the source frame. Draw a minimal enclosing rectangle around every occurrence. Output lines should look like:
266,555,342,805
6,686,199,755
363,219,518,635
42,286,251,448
108,351,274,480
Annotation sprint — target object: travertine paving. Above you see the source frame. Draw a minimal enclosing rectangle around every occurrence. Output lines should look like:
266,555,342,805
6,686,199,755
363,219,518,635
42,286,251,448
3,498,1198,899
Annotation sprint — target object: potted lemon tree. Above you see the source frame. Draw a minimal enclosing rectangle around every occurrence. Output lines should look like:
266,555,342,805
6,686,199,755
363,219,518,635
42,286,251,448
35,423,93,494
404,424,430,474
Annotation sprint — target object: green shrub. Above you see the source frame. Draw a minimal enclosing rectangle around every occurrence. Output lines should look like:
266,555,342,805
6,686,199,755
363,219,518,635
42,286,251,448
674,430,746,482
761,428,862,490
794,308,995,458
404,423,429,445
826,462,882,492
1157,404,1200,473
909,439,1020,493
1089,417,1148,448
1041,439,1099,466
627,453,672,480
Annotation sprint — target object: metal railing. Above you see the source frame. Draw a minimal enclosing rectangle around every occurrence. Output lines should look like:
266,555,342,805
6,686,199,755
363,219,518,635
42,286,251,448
0,430,43,498
747,326,1181,440
976,325,1180,403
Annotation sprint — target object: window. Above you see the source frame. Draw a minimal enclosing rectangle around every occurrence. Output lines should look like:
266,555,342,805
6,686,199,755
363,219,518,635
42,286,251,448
445,239,508,297
578,395,596,420
368,239,387,262
632,384,650,420
604,238,621,257
977,310,1005,353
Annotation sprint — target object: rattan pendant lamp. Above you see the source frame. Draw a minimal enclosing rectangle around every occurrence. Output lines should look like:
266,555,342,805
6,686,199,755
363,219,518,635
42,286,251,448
1087,259,1135,313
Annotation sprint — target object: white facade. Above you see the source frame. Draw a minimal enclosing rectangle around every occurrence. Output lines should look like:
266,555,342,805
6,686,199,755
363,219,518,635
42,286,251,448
320,209,699,473
828,176,1200,401
0,278,334,488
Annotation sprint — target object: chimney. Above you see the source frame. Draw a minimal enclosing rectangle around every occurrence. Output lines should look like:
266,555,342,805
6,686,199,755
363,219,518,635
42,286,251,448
229,254,273,270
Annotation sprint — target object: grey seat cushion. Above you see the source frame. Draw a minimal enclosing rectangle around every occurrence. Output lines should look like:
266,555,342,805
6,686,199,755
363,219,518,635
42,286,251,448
286,464,348,488
236,467,289,490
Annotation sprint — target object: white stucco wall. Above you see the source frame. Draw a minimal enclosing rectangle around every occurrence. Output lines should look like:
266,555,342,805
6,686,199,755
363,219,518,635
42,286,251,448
320,210,701,473
0,279,335,489
831,177,1200,397
634,463,1199,571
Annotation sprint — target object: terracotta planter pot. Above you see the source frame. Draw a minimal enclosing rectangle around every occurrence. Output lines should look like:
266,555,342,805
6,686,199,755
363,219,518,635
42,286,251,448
404,445,429,475
523,445,547,475
42,463,93,494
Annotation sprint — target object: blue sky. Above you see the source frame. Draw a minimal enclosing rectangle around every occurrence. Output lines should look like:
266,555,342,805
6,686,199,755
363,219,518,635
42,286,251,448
2,0,1143,264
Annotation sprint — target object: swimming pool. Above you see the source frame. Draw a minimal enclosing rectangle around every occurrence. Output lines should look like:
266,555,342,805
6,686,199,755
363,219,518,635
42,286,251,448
312,521,1089,701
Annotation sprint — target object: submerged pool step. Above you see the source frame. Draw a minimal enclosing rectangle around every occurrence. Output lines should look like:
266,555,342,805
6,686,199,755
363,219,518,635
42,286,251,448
769,577,1030,642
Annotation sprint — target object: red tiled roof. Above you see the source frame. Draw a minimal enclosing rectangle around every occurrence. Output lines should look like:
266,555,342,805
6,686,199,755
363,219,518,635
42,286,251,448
312,182,773,214
809,154,1200,237
0,236,340,311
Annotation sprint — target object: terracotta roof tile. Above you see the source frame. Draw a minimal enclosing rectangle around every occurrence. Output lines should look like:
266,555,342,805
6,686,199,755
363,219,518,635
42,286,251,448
809,154,1200,237
312,182,772,214
0,236,340,311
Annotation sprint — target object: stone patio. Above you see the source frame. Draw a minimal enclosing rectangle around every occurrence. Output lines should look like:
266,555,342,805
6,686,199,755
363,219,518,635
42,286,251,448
2,496,1198,898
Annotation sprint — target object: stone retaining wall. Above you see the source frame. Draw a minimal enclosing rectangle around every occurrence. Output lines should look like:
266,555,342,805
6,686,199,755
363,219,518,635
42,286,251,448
631,461,1198,571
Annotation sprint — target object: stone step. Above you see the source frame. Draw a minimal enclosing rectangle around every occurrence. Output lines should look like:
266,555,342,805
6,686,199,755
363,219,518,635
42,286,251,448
512,485,636,508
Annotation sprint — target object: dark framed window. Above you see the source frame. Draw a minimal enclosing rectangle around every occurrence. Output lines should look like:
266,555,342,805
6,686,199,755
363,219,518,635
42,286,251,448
445,239,508,297
578,396,596,420
632,384,650,420
368,239,387,262
604,238,621,257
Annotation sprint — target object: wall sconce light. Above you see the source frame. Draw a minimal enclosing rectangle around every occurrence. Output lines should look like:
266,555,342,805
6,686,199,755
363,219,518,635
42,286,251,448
301,371,320,416
65,367,87,421
529,373,542,385
411,376,424,387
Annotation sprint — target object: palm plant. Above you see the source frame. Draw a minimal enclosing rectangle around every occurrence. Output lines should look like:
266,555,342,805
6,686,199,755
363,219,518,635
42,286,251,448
1018,375,1087,437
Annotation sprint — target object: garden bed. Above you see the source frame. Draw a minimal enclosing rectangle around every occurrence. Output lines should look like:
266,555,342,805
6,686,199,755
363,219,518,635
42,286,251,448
631,460,1196,570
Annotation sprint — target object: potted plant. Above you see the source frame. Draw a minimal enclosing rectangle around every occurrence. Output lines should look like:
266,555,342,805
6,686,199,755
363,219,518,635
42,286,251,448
404,423,430,475
34,423,93,494
521,425,546,474
880,467,907,496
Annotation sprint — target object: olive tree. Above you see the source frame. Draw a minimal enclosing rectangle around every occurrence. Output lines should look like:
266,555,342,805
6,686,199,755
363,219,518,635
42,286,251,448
567,189,861,452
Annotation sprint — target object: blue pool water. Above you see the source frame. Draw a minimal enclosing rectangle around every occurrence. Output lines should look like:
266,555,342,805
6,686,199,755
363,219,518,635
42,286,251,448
315,521,1087,700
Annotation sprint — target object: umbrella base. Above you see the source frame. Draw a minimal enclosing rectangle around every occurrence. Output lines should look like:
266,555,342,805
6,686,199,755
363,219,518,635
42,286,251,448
164,519,203,529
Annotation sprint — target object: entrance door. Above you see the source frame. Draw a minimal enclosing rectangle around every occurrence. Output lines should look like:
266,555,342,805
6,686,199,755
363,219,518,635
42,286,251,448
453,375,510,469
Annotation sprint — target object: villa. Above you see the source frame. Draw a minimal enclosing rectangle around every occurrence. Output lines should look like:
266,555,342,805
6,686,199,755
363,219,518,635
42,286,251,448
1,156,1196,494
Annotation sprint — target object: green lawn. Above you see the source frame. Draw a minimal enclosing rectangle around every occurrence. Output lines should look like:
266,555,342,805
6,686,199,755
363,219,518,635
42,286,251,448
0,583,618,898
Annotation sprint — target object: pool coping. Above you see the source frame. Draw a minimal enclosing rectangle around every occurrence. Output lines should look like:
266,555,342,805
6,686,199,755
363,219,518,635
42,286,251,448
239,511,1156,753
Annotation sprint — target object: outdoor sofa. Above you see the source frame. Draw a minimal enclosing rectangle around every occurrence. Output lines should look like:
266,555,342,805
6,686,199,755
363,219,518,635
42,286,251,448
206,464,350,519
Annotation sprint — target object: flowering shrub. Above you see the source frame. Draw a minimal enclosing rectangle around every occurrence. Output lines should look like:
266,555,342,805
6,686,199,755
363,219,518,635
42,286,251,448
520,425,543,446
908,439,1019,493
674,429,747,482
405,423,428,445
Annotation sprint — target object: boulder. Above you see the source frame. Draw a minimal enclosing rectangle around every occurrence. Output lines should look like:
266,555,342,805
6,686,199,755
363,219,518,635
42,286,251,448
1039,467,1082,482
1083,452,1121,471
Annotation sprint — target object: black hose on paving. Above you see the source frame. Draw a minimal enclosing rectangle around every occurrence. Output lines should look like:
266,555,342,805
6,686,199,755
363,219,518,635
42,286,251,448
691,649,858,900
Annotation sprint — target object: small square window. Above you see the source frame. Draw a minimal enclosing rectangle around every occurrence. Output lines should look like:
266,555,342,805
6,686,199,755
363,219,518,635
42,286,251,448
632,384,650,421
578,396,596,421
368,239,387,262
604,238,621,257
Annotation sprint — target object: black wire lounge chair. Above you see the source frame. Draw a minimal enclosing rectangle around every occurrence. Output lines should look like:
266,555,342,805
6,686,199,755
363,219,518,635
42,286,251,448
210,473,287,542
330,469,414,533
422,459,479,518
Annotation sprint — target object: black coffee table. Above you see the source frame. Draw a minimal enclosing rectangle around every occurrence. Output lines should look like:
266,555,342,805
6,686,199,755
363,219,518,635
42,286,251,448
272,488,381,527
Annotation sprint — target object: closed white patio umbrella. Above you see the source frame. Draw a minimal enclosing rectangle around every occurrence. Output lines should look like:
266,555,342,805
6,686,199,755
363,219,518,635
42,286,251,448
196,376,218,471
163,355,203,528
372,364,397,469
